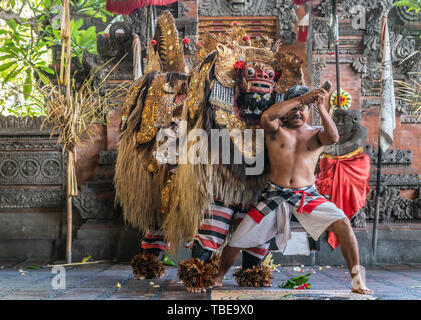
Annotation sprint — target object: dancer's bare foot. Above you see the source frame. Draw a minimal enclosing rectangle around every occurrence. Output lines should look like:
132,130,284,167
351,287,374,295
186,286,207,293
213,275,224,288
134,275,145,280
351,274,373,295
186,274,224,292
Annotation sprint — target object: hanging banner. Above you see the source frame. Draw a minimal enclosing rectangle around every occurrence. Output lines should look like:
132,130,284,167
379,15,396,152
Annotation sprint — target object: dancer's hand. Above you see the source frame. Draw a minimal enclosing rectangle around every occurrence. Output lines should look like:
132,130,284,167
301,88,328,106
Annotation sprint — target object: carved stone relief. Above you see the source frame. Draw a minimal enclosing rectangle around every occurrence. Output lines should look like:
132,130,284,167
359,186,420,223
369,173,421,189
198,0,298,44
72,185,110,220
313,0,419,115
396,5,421,24
401,115,421,124
0,116,65,209
311,57,326,126
0,189,64,209
72,149,121,221
178,1,190,17
0,152,64,185
364,145,412,166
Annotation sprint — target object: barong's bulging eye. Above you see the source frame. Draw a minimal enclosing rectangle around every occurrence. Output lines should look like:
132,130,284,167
268,71,275,79
246,67,255,76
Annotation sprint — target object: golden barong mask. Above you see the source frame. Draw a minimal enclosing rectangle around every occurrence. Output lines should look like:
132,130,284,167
213,42,303,94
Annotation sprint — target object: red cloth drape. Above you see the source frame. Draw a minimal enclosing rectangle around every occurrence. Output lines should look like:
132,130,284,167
106,0,179,15
316,151,371,249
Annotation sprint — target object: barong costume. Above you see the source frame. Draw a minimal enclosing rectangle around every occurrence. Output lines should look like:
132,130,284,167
116,12,307,286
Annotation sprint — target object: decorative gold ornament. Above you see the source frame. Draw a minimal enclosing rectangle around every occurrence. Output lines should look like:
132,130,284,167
144,44,162,73
160,174,174,214
187,55,217,119
275,51,304,94
253,35,274,50
145,156,160,173
120,76,146,130
195,31,218,63
154,11,186,73
214,44,243,88
136,76,165,144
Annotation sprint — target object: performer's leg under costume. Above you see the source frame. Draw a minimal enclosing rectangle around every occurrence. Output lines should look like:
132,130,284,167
131,228,167,279
193,201,269,268
140,229,168,259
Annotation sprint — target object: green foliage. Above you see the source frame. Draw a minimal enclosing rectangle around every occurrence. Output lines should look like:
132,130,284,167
0,0,114,117
27,265,40,270
393,0,421,13
279,273,312,289
162,252,177,267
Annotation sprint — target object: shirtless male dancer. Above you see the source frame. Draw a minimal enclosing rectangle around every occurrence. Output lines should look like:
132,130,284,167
213,85,373,295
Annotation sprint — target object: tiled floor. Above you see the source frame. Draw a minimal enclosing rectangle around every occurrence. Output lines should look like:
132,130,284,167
0,260,421,300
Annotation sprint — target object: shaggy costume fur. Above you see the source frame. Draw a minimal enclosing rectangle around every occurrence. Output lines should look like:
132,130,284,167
164,53,268,252
177,255,220,288
130,252,165,279
114,72,186,232
233,265,273,287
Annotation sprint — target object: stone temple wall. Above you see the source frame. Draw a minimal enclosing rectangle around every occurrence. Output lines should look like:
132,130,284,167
309,0,421,226
0,117,65,260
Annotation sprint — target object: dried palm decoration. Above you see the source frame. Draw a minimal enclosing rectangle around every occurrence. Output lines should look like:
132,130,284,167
395,73,421,119
131,252,165,279
177,255,220,288
40,62,126,152
40,56,128,263
233,265,273,287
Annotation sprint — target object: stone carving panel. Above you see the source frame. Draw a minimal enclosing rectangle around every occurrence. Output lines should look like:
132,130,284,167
401,115,421,124
0,151,64,185
369,172,421,189
314,0,419,112
0,189,65,209
360,186,419,223
311,57,326,126
198,0,298,44
73,184,120,221
364,145,412,166
396,5,421,24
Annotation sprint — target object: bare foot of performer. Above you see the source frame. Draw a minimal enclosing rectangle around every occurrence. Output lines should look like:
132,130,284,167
187,287,207,293
328,218,373,294
212,85,373,295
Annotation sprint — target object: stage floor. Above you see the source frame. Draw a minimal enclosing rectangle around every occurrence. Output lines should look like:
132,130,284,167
0,261,420,300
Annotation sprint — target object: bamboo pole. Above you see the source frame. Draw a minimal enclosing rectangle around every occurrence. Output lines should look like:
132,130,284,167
66,169,72,263
46,260,114,268
66,146,76,264
60,0,73,264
